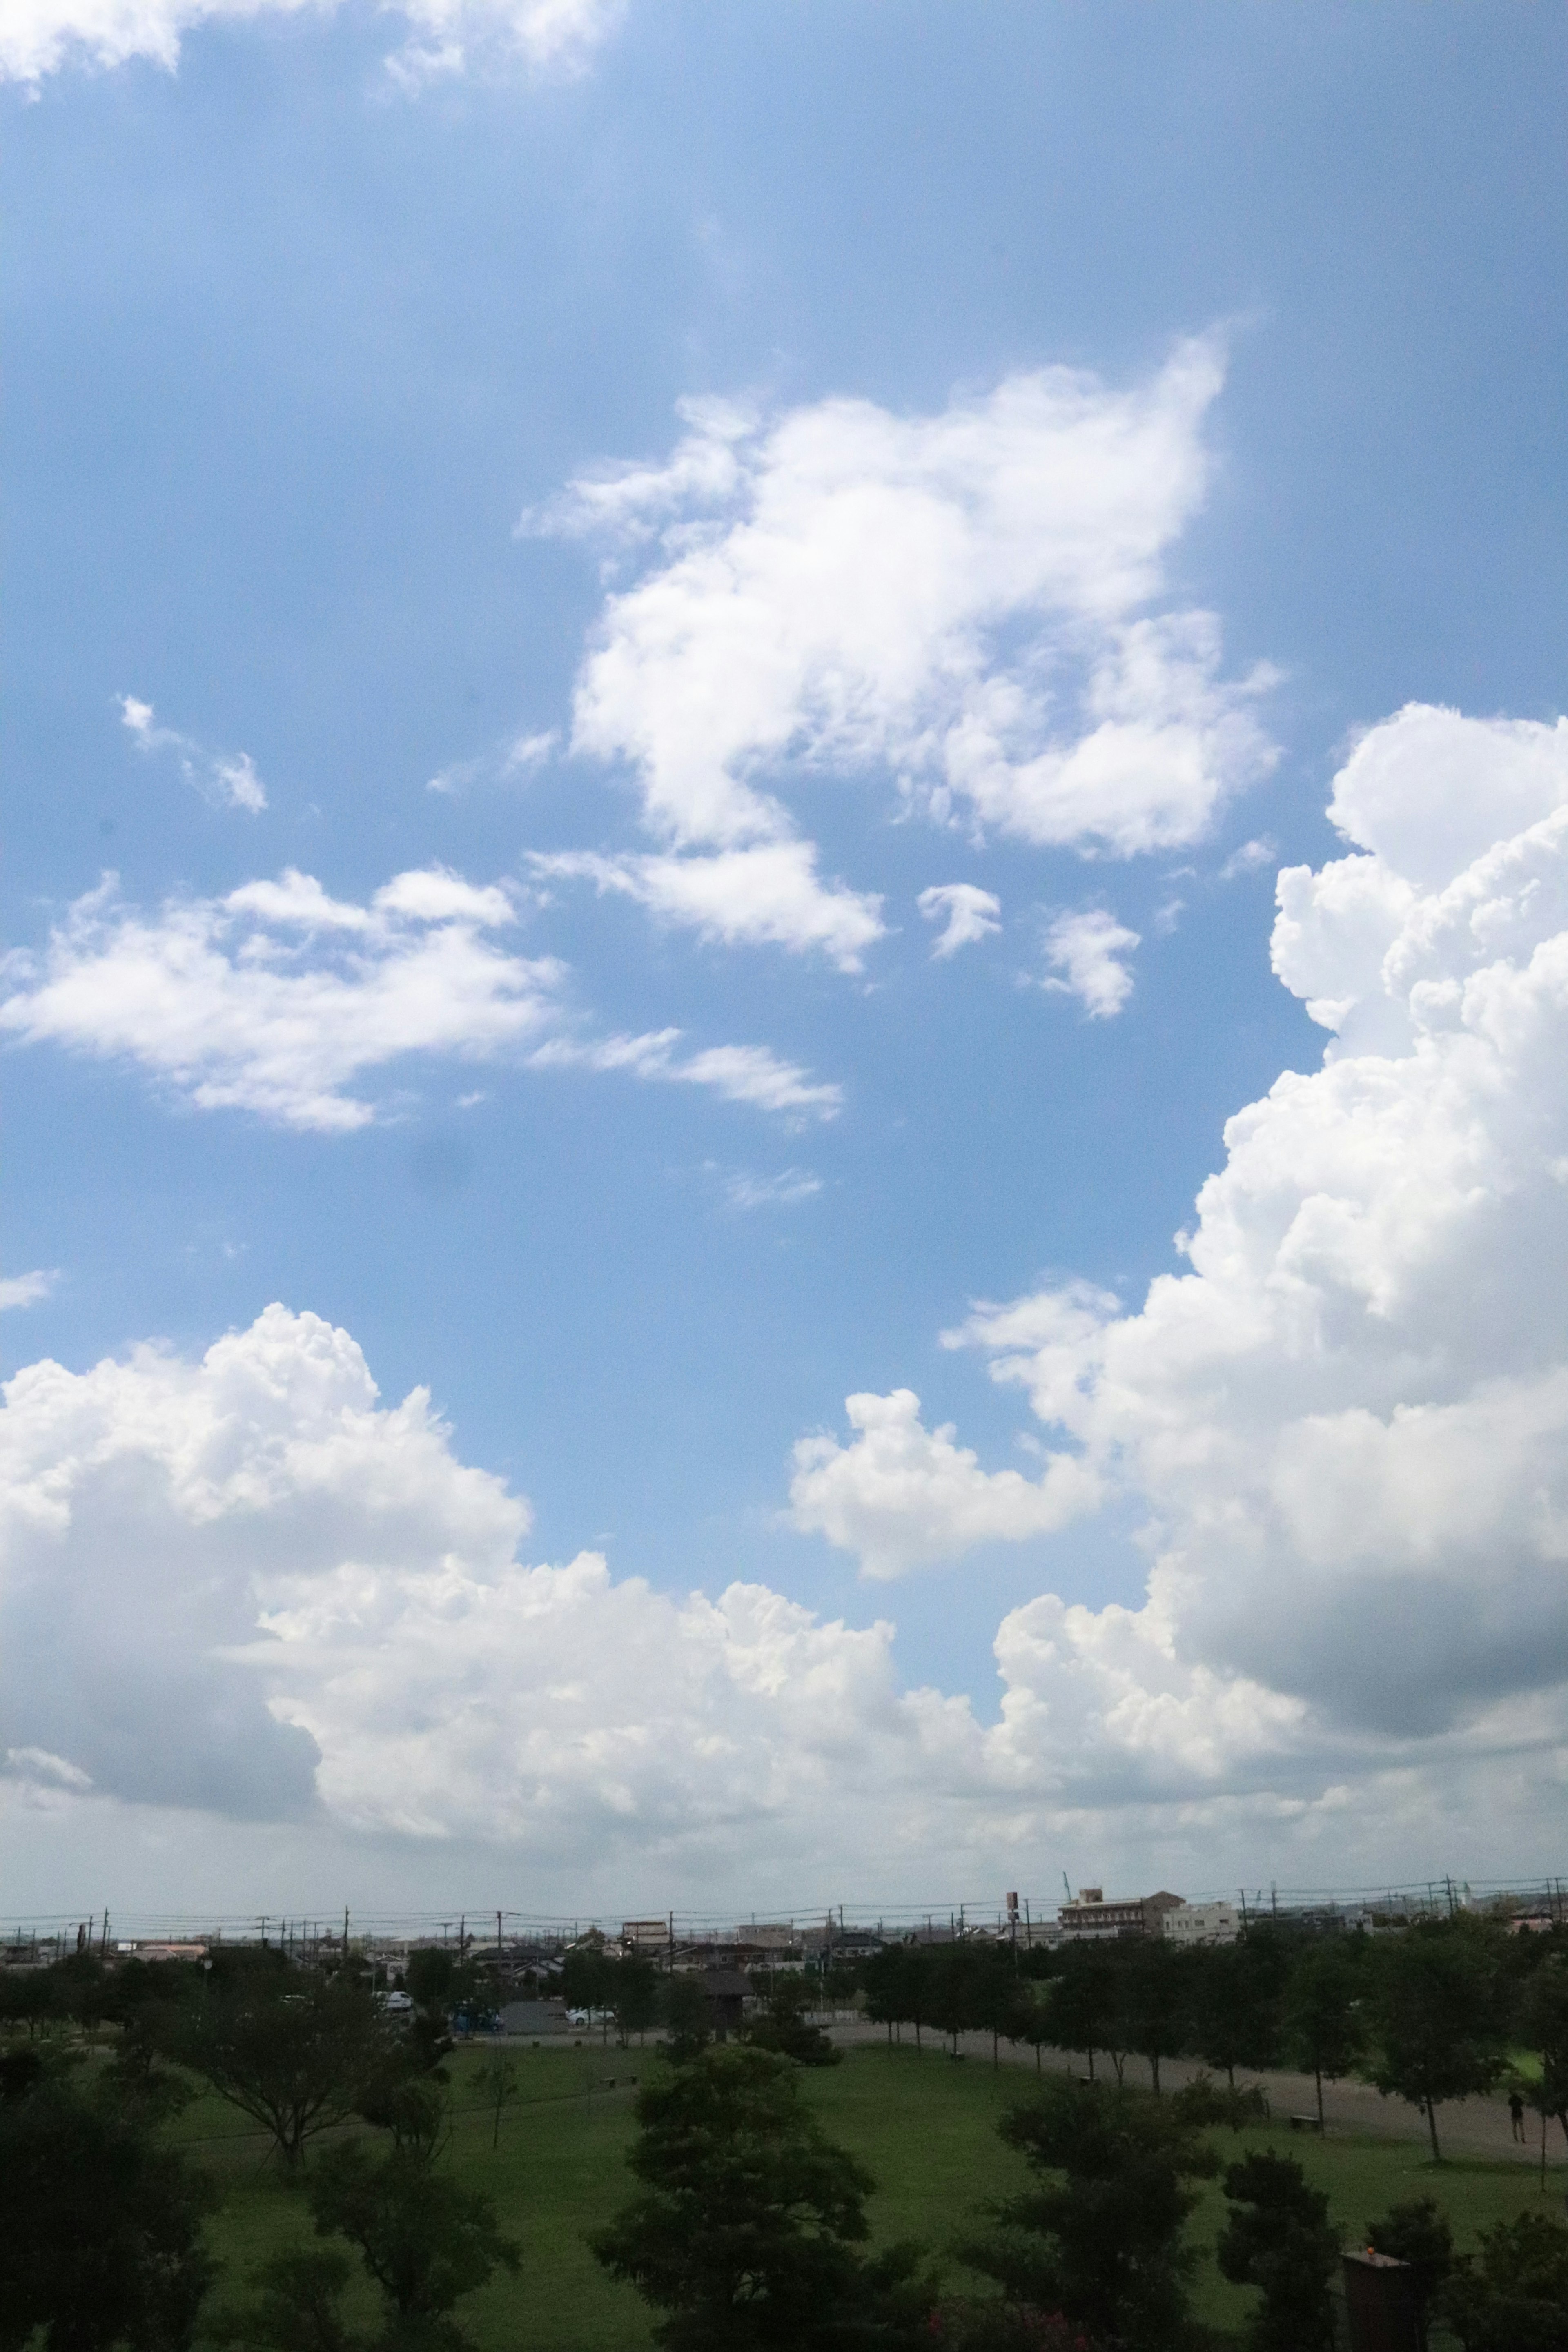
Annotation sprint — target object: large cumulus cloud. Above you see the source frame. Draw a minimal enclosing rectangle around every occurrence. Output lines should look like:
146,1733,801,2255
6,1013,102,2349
794,704,1568,1810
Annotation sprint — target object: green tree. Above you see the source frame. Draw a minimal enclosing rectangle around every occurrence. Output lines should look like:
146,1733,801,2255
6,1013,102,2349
1519,1956,1568,2183
1282,1940,1365,2133
745,1975,841,2067
957,2077,1217,2345
1365,1920,1509,2160
1044,1949,1116,2083
308,2137,519,2341
1120,1938,1190,2095
164,1968,386,2169
660,1972,713,2065
1217,2151,1338,2352
614,1956,662,2047
1189,1938,1285,2089
473,2050,519,2149
1366,2196,1453,2352
1439,2211,1568,2352
592,2045,932,2351
0,2060,217,2352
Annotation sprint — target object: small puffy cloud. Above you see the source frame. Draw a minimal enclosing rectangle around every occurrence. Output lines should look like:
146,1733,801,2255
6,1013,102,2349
120,694,266,815
1042,907,1140,1018
789,1388,1102,1579
918,883,1002,960
428,727,558,797
529,845,884,973
1221,836,1276,879
2,0,620,87
530,344,1274,960
793,701,1568,1838
0,867,835,1130
0,1272,57,1312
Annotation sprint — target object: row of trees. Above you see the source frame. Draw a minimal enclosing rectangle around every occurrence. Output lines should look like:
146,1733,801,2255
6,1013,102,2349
862,1915,1568,2159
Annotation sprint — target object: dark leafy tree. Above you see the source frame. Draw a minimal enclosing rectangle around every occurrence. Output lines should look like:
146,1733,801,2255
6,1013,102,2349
929,2306,1106,2351
204,2248,358,2352
1438,2211,1568,2352
1043,1951,1116,2084
0,2059,217,2352
930,1944,986,2056
971,1957,1026,2071
1366,2197,1453,2352
1282,1940,1365,2133
1189,1938,1285,2089
1365,1919,1509,2160
745,1975,841,2067
164,1969,387,2168
661,1971,713,2065
1169,2071,1268,2132
308,2137,519,2336
614,1955,662,2047
1519,1956,1568,2181
1119,1938,1190,2095
1217,2151,1338,2352
957,2077,1216,2346
592,2044,933,2351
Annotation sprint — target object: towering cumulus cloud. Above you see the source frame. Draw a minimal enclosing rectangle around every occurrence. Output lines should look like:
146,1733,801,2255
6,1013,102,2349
793,704,1568,1859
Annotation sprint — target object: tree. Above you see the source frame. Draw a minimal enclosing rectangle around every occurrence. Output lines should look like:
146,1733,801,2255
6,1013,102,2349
307,2137,519,2339
1282,1940,1364,2132
0,2060,216,2352
1044,1950,1116,2083
1519,1956,1568,2185
165,1968,386,2168
1119,1938,1190,2096
660,1972,713,2064
958,2077,1217,2346
1365,1920,1508,2160
473,2050,519,2149
614,1956,662,2047
591,2044,933,2351
745,1975,841,2067
1438,2211,1568,2352
1217,2151,1338,2352
1189,1938,1285,2089
930,1944,984,2056
1366,2197,1453,2352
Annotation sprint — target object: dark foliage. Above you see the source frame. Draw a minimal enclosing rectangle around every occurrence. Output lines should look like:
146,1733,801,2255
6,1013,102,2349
1217,2150,1338,2352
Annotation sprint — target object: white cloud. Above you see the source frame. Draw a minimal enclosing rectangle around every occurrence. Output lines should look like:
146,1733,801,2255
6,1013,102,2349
1042,906,1140,1017
427,727,558,797
1,0,619,87
0,1272,57,1312
794,702,1568,1825
723,1167,821,1210
530,344,1275,962
0,867,836,1130
789,1388,1102,1579
6,1290,1568,1906
1221,836,1276,879
530,1030,842,1122
529,844,884,972
918,883,1002,960
120,694,266,815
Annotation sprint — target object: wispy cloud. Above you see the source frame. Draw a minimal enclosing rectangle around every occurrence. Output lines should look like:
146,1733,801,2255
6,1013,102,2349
120,695,266,815
722,1167,822,1209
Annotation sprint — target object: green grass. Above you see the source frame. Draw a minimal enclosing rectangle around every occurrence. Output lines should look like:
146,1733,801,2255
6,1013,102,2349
170,2039,1568,2349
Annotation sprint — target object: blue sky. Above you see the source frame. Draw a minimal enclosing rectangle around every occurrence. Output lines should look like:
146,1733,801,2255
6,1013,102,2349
5,2,1568,1921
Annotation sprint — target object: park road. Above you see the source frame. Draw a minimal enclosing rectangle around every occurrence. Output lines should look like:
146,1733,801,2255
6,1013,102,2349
824,2018,1556,2168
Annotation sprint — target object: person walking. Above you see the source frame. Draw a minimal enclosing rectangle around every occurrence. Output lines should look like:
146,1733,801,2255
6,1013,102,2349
1509,2088,1527,2143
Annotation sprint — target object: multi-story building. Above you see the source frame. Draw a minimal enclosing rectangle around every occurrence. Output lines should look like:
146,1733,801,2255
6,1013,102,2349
1058,1887,1185,1941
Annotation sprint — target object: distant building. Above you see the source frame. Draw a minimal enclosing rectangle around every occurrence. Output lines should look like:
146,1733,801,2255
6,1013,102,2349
1160,1901,1239,1948
700,1968,750,2040
621,1920,670,1954
1058,1888,1185,1942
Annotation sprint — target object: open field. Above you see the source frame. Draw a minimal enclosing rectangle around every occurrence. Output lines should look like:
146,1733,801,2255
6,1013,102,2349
176,2038,1568,2347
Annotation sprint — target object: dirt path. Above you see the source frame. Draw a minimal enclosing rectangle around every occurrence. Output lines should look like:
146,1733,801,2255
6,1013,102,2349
826,2020,1557,2168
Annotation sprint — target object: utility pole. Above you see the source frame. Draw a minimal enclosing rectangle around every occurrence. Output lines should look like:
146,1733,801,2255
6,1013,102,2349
344,1905,350,1955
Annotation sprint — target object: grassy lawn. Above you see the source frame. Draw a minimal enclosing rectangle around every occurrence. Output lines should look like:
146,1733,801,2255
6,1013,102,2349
175,2039,1568,2348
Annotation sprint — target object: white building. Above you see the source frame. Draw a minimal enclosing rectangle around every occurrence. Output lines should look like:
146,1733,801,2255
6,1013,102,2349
1160,1900,1239,1947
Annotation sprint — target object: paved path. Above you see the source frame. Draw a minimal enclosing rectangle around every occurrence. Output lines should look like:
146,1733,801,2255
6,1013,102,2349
826,2020,1559,2169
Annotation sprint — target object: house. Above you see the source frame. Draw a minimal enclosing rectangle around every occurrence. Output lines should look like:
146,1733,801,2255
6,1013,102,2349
700,1968,750,2040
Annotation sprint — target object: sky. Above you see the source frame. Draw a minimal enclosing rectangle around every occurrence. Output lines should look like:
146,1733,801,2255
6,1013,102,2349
4,0,1568,1927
